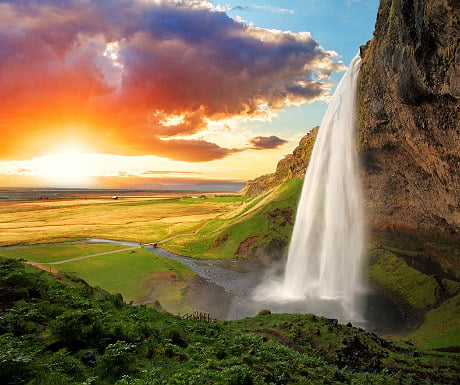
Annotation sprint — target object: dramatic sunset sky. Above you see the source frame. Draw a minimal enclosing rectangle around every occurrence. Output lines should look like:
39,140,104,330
0,0,379,189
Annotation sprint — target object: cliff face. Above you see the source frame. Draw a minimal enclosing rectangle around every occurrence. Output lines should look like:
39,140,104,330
243,127,317,195
358,0,460,234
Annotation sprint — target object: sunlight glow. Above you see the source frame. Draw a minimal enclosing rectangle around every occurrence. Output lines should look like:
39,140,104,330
33,142,96,187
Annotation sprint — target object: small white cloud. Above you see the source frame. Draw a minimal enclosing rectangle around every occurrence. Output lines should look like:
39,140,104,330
253,5,295,14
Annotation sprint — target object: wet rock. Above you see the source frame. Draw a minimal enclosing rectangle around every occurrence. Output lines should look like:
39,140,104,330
325,318,339,327
81,350,96,367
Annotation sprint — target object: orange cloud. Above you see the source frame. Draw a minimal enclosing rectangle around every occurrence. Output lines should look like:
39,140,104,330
249,136,288,150
0,0,343,162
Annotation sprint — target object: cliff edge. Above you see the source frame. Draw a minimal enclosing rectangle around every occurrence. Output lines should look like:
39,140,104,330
358,0,460,235
243,127,318,195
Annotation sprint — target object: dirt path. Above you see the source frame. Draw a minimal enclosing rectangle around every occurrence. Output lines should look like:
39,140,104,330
31,245,141,265
156,219,214,244
26,262,59,274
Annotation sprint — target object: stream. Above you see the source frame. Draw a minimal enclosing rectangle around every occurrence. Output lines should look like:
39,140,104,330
145,245,407,334
82,239,409,333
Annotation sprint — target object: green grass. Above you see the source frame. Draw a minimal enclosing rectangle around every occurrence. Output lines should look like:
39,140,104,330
0,243,126,263
0,242,196,314
52,248,195,313
165,178,303,259
215,178,303,257
442,278,460,296
1,257,459,385
368,249,440,309
406,294,460,349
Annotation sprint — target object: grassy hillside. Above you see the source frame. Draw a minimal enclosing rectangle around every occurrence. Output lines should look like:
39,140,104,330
367,244,460,349
0,244,196,315
1,257,459,385
165,178,303,259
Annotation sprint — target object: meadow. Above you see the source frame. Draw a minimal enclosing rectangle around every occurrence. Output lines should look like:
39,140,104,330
0,192,276,314
0,185,299,316
0,194,252,247
0,243,195,314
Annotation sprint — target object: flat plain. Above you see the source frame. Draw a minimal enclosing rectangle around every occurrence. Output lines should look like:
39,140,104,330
0,193,260,314
0,194,252,247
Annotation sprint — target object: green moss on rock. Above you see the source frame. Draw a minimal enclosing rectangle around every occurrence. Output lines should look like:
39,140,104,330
442,278,460,296
407,294,460,349
368,250,440,309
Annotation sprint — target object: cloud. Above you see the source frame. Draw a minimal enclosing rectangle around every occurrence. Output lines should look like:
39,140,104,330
249,136,288,150
17,168,32,174
0,0,343,162
253,5,295,15
232,6,249,12
142,170,202,175
232,5,294,14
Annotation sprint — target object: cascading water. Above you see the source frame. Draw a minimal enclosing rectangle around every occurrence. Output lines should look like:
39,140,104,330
254,54,365,322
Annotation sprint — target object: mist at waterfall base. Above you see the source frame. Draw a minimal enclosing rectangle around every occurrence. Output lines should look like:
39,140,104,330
252,54,368,327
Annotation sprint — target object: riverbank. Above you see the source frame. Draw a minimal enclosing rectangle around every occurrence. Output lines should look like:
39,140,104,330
1,238,408,335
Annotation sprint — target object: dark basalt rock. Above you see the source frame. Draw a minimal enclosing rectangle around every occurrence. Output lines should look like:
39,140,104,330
81,350,96,367
338,336,384,373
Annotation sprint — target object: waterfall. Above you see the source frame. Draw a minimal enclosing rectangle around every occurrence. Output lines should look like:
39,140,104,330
254,54,365,321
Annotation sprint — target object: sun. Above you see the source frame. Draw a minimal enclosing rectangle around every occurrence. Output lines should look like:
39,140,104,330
33,142,96,187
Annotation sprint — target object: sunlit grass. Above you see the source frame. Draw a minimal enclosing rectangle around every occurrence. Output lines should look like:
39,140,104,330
53,247,195,313
0,195,251,246
0,243,126,263
165,178,303,259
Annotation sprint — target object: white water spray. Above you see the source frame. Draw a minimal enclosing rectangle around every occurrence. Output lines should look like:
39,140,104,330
255,54,365,320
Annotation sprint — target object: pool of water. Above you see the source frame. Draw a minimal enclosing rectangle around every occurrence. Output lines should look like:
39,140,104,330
146,246,408,334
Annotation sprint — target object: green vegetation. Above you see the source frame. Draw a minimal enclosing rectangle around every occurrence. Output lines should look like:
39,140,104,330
1,257,459,385
406,294,460,349
0,243,126,263
368,248,440,309
56,248,195,313
166,178,303,259
442,279,460,296
0,244,195,314
366,245,460,349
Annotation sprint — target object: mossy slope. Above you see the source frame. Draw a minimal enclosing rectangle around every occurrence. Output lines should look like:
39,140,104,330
1,257,459,385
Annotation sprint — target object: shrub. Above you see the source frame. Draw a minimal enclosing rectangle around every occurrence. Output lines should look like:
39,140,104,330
52,309,105,350
0,333,36,385
99,341,137,379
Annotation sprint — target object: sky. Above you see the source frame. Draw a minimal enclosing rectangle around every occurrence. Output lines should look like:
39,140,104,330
0,0,379,189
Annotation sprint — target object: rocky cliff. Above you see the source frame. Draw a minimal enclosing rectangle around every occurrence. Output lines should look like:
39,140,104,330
243,127,317,195
358,0,460,236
